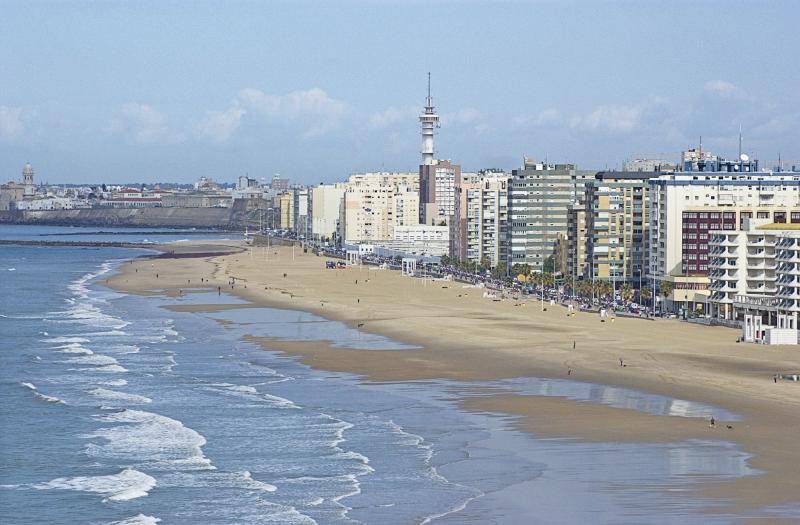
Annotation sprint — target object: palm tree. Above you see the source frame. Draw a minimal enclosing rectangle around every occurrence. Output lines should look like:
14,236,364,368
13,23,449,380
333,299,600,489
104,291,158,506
660,280,673,299
639,286,652,304
620,283,634,303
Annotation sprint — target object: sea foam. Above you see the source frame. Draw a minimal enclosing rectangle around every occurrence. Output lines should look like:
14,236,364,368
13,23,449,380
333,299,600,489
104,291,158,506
33,468,155,502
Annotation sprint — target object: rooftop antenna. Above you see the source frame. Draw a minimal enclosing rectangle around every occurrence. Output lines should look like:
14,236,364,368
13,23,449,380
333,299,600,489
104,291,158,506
427,71,431,101
738,124,743,160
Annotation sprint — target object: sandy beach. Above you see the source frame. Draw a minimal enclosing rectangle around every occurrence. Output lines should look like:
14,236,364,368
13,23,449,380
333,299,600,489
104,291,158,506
108,239,800,521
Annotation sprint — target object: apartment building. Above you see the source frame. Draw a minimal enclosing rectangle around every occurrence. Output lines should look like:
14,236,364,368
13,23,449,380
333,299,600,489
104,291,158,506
309,183,346,242
648,171,800,312
465,171,509,267
586,171,657,285
566,201,590,281
338,184,419,243
420,160,461,226
708,220,800,344
508,158,594,271
348,172,420,192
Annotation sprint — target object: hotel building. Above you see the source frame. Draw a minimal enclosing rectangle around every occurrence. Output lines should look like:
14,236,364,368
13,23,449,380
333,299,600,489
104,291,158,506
648,169,800,313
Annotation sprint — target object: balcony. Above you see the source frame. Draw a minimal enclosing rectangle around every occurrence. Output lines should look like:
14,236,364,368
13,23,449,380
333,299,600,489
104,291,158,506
747,238,767,248
709,280,737,292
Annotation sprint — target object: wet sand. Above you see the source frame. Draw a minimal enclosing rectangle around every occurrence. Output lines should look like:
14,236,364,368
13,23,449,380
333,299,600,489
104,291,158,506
107,240,800,520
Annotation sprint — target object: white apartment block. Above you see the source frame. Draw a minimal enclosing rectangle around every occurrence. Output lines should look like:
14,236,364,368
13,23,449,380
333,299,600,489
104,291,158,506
709,220,800,344
649,172,800,281
347,172,419,192
339,184,419,244
465,172,508,267
310,183,346,242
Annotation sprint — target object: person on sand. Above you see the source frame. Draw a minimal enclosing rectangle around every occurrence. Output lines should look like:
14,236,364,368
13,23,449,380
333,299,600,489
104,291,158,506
709,416,716,428
573,340,576,350
619,357,624,367
567,368,572,376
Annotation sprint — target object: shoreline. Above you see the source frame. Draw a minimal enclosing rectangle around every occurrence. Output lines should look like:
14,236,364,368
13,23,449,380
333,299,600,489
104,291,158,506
105,240,800,519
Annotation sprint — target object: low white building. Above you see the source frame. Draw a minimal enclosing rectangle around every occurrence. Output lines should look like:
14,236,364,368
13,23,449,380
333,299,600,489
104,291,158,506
374,224,449,256
14,197,86,210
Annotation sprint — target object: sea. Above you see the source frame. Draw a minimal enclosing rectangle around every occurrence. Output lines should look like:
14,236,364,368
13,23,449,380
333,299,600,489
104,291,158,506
1,225,795,524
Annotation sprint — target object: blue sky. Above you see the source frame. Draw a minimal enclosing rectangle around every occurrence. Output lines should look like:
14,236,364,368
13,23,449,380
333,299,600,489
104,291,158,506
1,0,798,184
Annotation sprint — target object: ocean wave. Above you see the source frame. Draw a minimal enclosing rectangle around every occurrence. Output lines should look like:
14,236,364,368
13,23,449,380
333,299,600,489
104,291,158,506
163,470,276,493
20,381,65,404
44,336,89,344
101,379,129,387
32,468,155,502
107,514,161,525
79,364,128,373
88,388,152,405
206,382,300,409
67,354,119,366
85,409,213,471
110,344,140,354
54,342,93,354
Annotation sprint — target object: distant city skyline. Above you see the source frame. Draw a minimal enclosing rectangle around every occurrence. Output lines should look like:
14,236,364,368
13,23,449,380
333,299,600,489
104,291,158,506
1,0,798,184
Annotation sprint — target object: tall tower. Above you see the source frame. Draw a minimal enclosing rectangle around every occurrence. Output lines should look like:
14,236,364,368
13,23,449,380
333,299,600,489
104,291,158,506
22,163,35,197
419,73,439,166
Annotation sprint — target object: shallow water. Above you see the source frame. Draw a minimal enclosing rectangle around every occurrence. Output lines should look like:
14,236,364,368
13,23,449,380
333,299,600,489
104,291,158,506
2,225,797,524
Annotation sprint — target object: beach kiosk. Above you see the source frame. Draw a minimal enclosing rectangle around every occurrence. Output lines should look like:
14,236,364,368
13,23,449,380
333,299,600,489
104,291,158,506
401,257,417,277
346,249,361,266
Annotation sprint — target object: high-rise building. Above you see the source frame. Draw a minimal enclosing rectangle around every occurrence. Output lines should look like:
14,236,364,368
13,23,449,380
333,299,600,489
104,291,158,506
566,201,590,281
310,183,346,243
457,170,509,267
278,192,294,230
348,172,419,192
292,188,310,238
508,157,595,271
420,160,461,226
338,184,419,244
586,171,658,285
648,170,800,313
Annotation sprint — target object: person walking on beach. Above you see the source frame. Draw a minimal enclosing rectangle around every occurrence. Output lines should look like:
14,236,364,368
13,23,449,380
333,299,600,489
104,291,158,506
619,357,624,367
709,416,716,428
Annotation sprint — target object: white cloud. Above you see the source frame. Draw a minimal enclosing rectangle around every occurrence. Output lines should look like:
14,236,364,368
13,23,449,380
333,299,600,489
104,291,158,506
240,87,347,137
444,107,482,125
513,108,561,127
107,103,184,145
704,80,740,97
0,106,25,141
196,105,246,143
572,104,643,134
367,105,417,129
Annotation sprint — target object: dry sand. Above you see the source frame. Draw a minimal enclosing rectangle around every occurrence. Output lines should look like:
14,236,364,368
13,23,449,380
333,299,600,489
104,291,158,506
107,240,800,520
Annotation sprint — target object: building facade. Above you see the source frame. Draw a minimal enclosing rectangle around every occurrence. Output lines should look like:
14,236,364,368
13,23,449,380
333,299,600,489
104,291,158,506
586,171,657,285
309,183,346,243
419,160,461,226
508,158,594,271
339,184,419,243
648,170,800,312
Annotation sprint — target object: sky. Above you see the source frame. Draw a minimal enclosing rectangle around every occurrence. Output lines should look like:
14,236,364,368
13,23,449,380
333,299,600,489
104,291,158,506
1,0,798,185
